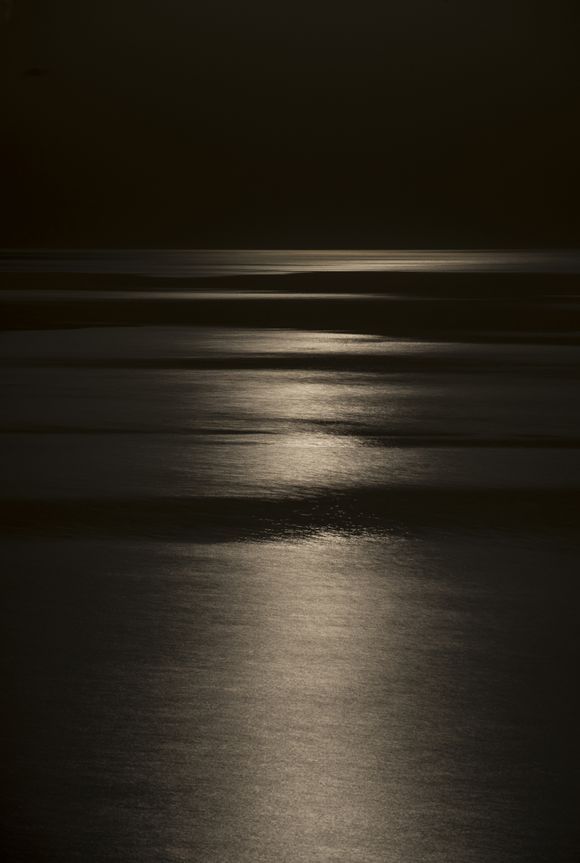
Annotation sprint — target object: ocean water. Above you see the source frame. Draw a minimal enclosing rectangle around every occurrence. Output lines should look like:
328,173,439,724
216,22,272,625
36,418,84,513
1,255,579,861
2,247,580,276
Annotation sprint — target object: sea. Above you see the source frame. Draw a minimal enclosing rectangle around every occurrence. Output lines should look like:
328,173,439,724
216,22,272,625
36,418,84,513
1,250,579,862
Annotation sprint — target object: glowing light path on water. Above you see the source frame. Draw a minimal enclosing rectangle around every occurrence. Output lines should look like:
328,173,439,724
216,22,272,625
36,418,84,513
2,249,580,276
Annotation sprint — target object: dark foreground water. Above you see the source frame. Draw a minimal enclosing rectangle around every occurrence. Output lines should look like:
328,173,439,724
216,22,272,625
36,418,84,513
1,260,579,861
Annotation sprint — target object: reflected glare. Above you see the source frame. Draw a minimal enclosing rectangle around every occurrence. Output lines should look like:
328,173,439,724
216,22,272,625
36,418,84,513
3,248,580,275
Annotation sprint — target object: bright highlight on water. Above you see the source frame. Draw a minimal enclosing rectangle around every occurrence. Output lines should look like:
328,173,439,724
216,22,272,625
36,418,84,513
2,248,580,276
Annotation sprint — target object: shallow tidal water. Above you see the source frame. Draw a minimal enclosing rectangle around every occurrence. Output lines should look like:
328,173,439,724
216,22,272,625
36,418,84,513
1,266,579,861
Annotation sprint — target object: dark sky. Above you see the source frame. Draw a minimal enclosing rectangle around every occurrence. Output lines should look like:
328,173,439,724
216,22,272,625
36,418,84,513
2,1,580,248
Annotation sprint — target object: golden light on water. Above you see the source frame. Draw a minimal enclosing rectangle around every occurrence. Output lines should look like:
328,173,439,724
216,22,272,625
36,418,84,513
3,266,579,860
195,536,413,861
161,533,500,861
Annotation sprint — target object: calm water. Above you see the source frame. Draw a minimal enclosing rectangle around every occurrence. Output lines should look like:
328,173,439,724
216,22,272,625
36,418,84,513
3,248,580,276
1,260,579,861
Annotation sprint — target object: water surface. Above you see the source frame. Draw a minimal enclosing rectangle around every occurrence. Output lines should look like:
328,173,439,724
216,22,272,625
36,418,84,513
1,263,578,861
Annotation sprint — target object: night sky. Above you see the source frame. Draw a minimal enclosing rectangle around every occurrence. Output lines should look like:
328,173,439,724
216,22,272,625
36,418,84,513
2,1,580,248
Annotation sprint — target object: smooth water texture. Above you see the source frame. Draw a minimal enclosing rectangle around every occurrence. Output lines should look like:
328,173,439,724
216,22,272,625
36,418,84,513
1,266,579,862
3,247,580,276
